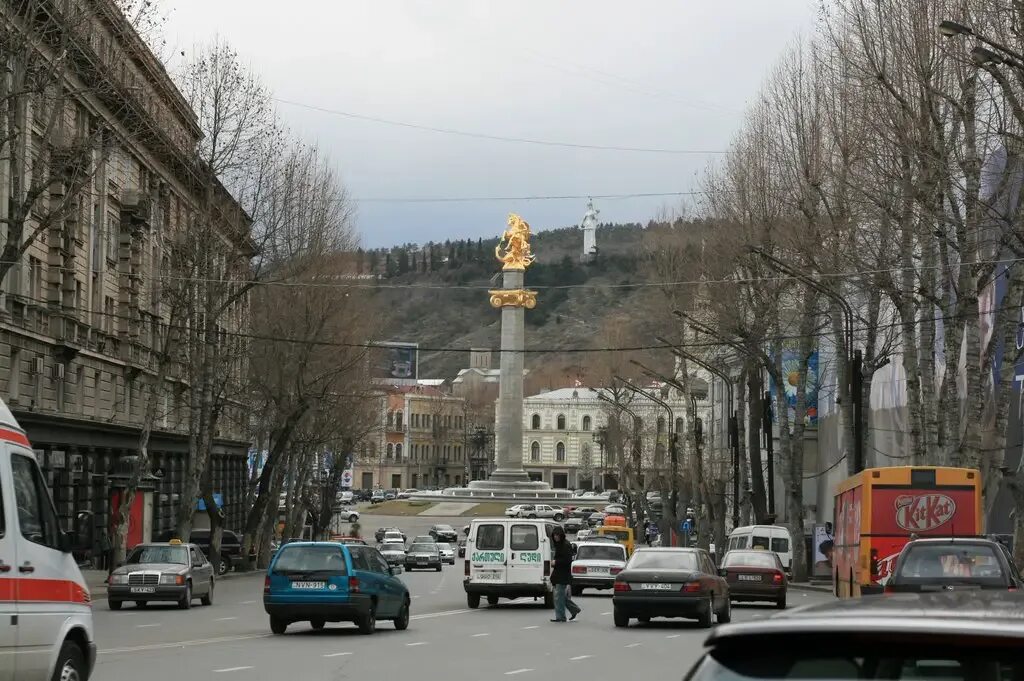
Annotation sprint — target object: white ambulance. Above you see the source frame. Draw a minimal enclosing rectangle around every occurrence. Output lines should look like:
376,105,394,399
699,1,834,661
0,398,95,680
463,517,559,608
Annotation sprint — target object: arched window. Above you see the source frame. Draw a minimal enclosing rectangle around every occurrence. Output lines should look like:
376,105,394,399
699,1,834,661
395,443,403,461
386,443,394,459
557,414,566,430
530,441,540,462
582,415,592,431
556,442,566,462
657,416,666,434
387,411,394,428
395,411,403,430
675,417,684,433
531,413,541,429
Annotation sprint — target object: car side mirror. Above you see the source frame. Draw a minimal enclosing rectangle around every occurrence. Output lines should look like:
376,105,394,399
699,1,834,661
193,560,204,568
717,568,728,577
72,511,94,553
58,531,74,554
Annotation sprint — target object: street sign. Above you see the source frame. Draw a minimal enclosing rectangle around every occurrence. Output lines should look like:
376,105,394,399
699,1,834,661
680,519,692,534
341,469,354,489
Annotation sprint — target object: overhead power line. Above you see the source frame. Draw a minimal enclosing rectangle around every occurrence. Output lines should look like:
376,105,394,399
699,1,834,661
272,97,729,155
355,191,714,204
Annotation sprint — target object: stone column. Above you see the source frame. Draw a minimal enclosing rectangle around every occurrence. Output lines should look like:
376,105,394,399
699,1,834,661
490,269,530,484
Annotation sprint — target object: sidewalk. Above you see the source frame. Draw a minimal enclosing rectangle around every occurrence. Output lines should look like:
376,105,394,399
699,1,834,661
788,581,833,593
83,568,256,596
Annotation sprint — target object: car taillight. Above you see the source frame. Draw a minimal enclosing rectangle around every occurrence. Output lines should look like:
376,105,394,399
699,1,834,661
772,571,784,584
883,585,895,595
263,576,270,594
571,565,586,574
610,567,622,575
464,560,470,577
614,581,631,592
681,582,702,593
1009,586,1018,592
543,560,550,577
348,577,360,593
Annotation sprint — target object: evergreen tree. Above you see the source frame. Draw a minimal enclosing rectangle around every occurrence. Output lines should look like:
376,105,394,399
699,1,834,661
356,248,365,274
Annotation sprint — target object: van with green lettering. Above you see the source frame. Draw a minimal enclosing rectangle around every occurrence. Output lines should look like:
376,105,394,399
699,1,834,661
463,518,559,609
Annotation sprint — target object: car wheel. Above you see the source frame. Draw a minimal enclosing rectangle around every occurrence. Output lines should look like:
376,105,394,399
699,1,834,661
571,585,583,597
435,565,442,572
270,616,287,635
613,608,629,628
358,605,376,635
776,594,787,610
311,619,325,630
108,600,122,611
177,582,193,610
638,616,651,623
487,595,499,606
218,557,229,576
135,601,147,608
394,601,410,630
697,594,713,628
467,593,481,609
51,640,85,681
528,514,538,519
717,594,732,624
554,514,564,521
201,580,214,606
349,515,358,522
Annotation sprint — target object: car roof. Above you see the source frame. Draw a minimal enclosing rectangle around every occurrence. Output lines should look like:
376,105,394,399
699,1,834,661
134,541,192,549
634,547,700,554
903,537,999,546
706,592,1024,646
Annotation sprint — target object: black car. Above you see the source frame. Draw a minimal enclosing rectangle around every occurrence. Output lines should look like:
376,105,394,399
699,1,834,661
613,547,730,628
687,592,1024,681
429,524,459,543
885,537,1024,593
157,529,248,575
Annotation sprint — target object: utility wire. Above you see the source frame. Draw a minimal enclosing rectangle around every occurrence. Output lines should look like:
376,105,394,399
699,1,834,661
355,190,716,203
271,97,729,155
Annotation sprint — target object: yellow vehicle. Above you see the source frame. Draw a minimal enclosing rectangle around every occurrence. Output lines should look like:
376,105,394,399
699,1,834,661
596,526,635,556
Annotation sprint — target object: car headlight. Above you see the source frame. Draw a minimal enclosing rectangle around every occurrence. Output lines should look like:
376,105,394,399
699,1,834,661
110,574,128,585
160,573,186,585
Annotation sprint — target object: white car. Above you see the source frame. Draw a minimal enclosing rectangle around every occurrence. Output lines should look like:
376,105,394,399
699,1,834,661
436,542,456,565
518,504,565,521
570,541,628,595
337,507,360,523
576,528,594,542
382,530,405,544
505,504,530,518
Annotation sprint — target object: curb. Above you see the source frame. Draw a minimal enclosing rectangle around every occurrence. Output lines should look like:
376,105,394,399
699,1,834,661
788,582,834,594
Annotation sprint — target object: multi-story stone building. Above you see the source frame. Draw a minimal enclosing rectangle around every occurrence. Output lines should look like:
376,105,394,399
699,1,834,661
0,0,250,552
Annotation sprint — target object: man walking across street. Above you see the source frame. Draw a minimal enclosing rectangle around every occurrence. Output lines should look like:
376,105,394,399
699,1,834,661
549,527,582,622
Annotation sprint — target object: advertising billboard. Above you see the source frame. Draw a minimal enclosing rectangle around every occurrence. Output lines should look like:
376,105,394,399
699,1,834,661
769,349,819,425
369,342,419,383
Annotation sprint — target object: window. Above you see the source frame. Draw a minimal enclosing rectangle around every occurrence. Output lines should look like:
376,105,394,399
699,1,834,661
395,411,403,430
475,524,505,550
372,551,390,574
11,454,61,548
530,441,540,462
510,524,539,551
127,545,188,565
106,215,118,263
771,537,790,553
190,547,204,566
348,547,372,572
557,414,566,430
752,535,770,550
386,443,394,459
576,544,625,561
531,413,541,429
582,415,592,431
28,257,42,300
556,442,566,462
9,349,20,402
657,417,666,433
627,551,697,571
395,443,403,461
272,545,347,575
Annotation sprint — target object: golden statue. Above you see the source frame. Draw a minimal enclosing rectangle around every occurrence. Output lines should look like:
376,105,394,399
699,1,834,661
495,213,535,271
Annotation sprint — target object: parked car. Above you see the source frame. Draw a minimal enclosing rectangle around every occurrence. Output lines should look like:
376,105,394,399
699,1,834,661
429,524,459,543
264,541,410,635
505,504,533,518
436,542,456,565
156,528,248,575
686,592,1024,681
405,543,443,571
337,507,360,523
719,549,788,608
397,488,419,499
370,490,386,504
108,540,215,610
612,547,730,628
335,490,354,505
571,541,628,595
517,504,565,521
885,537,1024,593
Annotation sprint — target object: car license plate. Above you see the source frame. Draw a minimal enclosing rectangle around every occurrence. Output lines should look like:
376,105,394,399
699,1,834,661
474,569,502,581
589,567,609,574
130,587,156,594
291,581,326,589
738,574,761,582
640,583,672,590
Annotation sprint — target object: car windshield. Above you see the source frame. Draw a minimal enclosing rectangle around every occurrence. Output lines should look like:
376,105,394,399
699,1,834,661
576,545,625,561
410,544,437,553
628,551,698,571
126,545,188,565
724,552,780,569
898,544,1005,580
272,546,348,576
381,544,404,552
601,529,631,542
413,536,433,543
436,543,451,550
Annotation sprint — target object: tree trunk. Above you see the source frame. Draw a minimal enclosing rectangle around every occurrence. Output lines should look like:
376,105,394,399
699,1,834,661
735,373,752,525
746,364,768,522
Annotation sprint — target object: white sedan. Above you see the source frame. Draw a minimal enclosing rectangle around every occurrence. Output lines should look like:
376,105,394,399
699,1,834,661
436,542,456,565
505,504,530,518
337,507,360,523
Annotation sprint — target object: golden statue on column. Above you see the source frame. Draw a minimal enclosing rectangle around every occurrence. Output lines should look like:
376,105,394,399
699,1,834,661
495,213,536,271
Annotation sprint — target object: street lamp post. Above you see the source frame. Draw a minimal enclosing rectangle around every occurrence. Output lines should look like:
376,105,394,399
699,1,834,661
939,20,1024,67
593,426,608,491
597,391,644,520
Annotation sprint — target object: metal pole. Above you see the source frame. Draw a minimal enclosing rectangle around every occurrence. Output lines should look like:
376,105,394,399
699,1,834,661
730,411,739,529
852,349,864,472
763,390,775,519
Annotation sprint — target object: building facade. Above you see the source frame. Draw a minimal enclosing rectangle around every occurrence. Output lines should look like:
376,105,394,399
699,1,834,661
0,0,250,551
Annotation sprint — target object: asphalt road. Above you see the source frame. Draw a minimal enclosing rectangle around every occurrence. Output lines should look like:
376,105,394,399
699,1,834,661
93,515,835,681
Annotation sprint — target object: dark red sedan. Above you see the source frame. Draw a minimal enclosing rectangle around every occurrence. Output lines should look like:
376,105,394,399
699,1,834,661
719,549,787,608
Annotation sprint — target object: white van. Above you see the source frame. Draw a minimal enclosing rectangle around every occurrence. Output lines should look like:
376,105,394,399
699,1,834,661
463,518,558,608
726,525,794,573
0,398,95,680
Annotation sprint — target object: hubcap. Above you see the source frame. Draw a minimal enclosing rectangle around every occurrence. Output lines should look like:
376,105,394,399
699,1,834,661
60,660,79,681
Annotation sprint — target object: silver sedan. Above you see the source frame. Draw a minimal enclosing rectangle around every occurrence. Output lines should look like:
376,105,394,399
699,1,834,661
436,542,456,565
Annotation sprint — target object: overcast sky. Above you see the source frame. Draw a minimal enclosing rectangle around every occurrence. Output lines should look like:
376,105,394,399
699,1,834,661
162,1,818,248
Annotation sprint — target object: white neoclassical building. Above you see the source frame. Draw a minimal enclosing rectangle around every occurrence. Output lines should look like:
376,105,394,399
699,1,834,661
520,386,698,490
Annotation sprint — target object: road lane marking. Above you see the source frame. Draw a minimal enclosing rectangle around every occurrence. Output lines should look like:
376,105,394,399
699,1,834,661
570,655,592,661
625,643,642,648
666,634,681,639
410,608,473,620
241,600,257,604
522,625,539,630
505,669,533,676
135,623,161,628
406,642,428,647
214,617,237,621
472,633,489,637
213,667,253,673
323,652,353,658
102,633,271,654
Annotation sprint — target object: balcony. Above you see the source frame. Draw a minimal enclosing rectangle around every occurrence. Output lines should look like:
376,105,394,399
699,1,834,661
387,423,406,433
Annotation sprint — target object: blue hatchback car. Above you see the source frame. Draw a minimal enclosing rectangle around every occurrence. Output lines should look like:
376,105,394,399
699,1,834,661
264,541,410,634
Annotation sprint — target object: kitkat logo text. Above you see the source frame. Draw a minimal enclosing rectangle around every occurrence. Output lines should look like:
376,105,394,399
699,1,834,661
894,494,956,532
